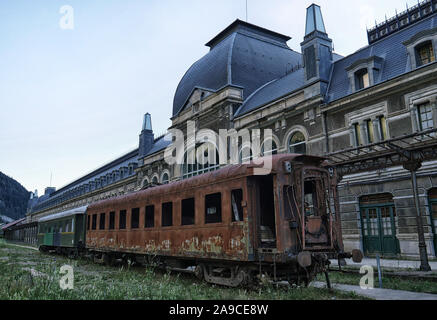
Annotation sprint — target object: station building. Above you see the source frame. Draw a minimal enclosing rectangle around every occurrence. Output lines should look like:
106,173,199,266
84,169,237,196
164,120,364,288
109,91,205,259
23,2,437,259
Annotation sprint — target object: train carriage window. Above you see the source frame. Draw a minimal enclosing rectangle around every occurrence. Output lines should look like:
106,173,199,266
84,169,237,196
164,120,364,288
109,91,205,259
162,202,173,227
145,205,155,228
99,213,106,230
182,198,195,226
92,214,97,230
119,210,127,230
131,208,140,229
109,212,115,230
144,206,155,228
205,193,222,224
231,189,244,222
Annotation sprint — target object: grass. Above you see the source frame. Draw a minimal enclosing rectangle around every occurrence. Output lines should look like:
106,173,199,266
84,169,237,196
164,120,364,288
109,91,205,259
0,240,366,300
317,270,437,294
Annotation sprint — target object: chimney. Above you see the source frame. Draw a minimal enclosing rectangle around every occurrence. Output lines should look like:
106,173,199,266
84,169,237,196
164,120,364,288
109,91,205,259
44,187,56,196
139,113,155,161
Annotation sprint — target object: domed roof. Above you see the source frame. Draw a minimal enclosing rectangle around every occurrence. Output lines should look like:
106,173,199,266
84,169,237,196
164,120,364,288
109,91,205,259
172,20,302,117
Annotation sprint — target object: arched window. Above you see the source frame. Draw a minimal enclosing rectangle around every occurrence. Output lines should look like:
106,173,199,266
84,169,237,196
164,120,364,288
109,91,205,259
288,132,306,154
162,172,169,184
142,178,150,189
152,176,159,185
239,145,253,164
261,140,278,156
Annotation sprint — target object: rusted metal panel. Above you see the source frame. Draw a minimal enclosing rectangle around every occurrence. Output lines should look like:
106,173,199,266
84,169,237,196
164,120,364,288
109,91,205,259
86,154,344,266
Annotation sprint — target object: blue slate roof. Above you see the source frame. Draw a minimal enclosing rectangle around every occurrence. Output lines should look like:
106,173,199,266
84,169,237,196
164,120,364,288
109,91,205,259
326,13,437,103
145,134,172,157
172,19,302,117
235,68,305,116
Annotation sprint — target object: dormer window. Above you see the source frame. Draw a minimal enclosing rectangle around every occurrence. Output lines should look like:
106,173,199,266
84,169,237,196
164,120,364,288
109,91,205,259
415,41,435,67
355,68,370,90
403,28,437,69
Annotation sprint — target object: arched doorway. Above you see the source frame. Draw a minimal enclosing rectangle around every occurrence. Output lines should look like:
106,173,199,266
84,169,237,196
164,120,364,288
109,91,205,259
359,193,400,256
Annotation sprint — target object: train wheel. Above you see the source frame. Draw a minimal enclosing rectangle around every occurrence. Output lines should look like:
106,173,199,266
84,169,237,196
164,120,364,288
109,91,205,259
194,264,204,280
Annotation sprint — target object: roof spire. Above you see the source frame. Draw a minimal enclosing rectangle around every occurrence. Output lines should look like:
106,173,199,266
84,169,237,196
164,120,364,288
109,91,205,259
142,113,152,131
305,3,327,36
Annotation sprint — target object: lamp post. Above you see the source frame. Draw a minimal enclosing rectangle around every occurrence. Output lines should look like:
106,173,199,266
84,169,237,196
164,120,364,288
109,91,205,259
404,160,432,272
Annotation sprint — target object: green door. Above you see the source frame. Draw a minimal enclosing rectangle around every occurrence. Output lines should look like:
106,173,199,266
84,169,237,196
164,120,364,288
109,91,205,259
44,225,54,246
360,204,400,256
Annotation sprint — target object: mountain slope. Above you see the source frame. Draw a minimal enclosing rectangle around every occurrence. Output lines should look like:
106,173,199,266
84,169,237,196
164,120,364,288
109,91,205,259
0,172,30,222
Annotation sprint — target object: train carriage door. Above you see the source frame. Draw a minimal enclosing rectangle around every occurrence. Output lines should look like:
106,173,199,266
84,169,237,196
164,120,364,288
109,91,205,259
254,175,276,248
428,189,437,255
360,194,399,256
44,223,54,246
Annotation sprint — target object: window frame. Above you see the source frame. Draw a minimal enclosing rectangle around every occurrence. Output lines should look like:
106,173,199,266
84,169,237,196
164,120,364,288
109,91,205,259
119,210,127,230
161,202,173,227
355,68,370,90
181,198,196,226
288,131,307,154
205,192,223,224
99,212,106,230
145,205,155,228
415,41,436,67
131,208,140,229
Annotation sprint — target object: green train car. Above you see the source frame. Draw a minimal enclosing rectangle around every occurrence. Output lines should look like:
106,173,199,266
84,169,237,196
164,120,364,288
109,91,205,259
37,206,87,255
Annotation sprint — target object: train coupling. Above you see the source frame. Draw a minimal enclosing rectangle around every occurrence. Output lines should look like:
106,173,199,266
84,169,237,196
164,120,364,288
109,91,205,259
337,249,364,263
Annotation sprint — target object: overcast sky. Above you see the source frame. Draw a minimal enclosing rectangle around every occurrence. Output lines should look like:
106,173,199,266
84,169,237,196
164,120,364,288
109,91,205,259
0,0,419,195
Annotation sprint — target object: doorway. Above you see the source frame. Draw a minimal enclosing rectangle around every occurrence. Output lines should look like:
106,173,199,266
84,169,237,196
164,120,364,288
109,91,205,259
360,193,400,256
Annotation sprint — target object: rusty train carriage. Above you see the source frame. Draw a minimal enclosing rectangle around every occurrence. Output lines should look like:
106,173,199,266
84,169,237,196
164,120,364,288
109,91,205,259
85,154,360,286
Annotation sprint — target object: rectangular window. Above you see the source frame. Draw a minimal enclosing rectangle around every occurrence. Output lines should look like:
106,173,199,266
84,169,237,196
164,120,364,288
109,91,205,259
92,214,97,230
145,205,155,228
162,202,173,227
378,116,388,140
354,123,362,146
366,119,374,144
99,213,105,230
87,215,90,231
181,198,195,226
119,210,126,230
417,42,435,66
205,193,222,224
131,208,140,229
109,212,115,230
231,189,244,222
355,69,370,90
418,103,433,131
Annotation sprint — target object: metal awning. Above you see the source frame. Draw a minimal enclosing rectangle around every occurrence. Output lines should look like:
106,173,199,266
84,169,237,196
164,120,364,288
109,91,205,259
327,128,437,177
38,205,88,223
